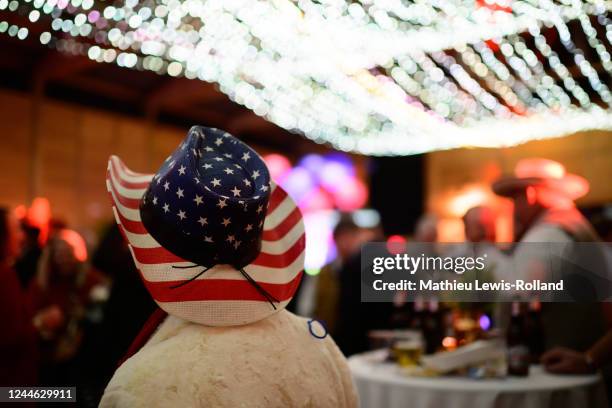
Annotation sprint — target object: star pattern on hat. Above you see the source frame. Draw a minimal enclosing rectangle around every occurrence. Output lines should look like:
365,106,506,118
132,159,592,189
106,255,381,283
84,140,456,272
141,127,272,264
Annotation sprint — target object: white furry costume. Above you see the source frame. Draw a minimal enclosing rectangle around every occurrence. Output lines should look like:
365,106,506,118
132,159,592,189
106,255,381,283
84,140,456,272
100,310,357,408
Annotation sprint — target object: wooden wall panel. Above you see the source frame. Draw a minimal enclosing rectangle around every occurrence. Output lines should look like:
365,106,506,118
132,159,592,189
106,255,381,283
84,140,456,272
427,131,612,210
0,92,32,207
426,130,612,241
0,89,186,234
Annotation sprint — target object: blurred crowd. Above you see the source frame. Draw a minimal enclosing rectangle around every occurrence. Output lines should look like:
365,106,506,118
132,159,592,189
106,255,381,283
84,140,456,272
1,157,612,404
0,209,156,406
290,203,611,357
289,159,612,389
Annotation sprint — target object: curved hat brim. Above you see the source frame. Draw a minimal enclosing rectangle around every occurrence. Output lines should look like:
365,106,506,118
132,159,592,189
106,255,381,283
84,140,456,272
492,175,588,200
492,176,542,197
106,155,305,326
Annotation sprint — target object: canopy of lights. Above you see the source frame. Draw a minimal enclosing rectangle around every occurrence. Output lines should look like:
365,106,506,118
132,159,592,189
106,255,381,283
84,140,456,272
2,0,612,155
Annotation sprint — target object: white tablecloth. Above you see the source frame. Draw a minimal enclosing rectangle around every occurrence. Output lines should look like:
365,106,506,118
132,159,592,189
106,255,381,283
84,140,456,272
349,350,609,408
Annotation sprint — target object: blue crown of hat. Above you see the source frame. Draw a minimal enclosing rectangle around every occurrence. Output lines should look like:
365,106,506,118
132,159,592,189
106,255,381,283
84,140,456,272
140,126,271,269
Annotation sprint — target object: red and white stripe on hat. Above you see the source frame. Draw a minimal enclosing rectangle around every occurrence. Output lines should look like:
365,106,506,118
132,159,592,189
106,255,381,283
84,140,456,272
106,156,305,326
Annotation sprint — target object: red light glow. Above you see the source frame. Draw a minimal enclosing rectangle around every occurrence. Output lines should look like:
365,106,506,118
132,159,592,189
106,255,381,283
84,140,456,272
333,178,368,211
515,158,565,179
14,205,27,220
59,229,88,262
263,154,292,183
386,235,407,255
28,197,51,245
442,336,458,350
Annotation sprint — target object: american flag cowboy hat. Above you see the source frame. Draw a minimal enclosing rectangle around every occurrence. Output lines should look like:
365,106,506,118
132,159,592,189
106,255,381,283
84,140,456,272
106,126,305,326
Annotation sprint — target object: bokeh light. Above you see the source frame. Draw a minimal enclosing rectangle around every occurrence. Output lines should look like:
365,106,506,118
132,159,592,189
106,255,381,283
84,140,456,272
1,0,609,155
268,152,371,271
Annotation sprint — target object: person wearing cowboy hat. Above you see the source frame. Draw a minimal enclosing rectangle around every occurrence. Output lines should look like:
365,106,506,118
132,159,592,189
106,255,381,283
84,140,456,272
492,158,597,244
487,158,610,367
99,126,357,407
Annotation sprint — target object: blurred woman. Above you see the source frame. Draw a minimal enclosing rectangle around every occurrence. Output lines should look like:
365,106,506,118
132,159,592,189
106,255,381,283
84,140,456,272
0,206,38,386
32,229,108,385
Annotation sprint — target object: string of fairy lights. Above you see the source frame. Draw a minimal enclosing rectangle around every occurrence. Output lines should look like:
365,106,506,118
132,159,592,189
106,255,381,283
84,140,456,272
0,0,611,155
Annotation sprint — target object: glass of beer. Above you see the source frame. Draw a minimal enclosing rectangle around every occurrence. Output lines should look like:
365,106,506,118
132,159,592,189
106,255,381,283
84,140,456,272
392,339,423,367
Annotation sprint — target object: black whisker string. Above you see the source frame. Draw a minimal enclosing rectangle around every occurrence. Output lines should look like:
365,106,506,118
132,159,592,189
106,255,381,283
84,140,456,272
169,265,212,289
168,264,280,310
239,267,279,309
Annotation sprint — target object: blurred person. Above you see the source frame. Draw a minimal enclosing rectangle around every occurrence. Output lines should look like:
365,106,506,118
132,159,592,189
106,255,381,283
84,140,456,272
0,207,66,387
335,215,370,261
414,213,438,242
491,158,608,352
288,214,371,325
392,214,439,311
48,217,68,238
493,159,597,245
458,206,520,332
443,206,497,259
335,220,399,356
90,224,156,372
463,205,497,243
14,222,43,288
541,329,612,374
32,230,108,385
592,214,612,243
0,206,39,387
592,214,612,276
75,223,156,407
310,215,369,335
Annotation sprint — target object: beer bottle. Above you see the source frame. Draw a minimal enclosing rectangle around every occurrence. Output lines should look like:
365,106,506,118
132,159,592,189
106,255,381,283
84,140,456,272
506,302,530,376
411,298,426,330
525,300,545,363
423,299,443,354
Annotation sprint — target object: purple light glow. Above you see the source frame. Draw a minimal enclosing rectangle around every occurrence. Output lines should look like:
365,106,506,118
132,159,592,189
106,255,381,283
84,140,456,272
300,187,333,212
319,162,352,192
479,314,491,331
324,152,354,171
281,167,315,203
88,10,100,23
298,154,326,177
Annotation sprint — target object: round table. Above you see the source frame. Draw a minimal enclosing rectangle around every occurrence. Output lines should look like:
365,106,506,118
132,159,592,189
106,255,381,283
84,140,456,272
349,350,608,408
